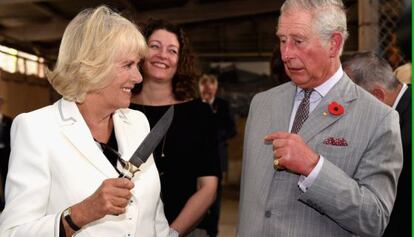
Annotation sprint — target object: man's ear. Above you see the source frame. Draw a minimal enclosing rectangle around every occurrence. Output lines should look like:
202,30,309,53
371,88,386,103
329,32,342,57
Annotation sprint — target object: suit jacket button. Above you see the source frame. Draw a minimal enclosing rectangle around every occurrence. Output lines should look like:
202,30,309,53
265,210,272,218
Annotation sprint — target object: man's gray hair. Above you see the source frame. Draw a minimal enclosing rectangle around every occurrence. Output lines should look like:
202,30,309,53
280,0,349,55
342,51,400,91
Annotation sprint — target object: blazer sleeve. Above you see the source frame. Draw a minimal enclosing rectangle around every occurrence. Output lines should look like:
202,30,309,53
0,114,60,237
298,110,403,237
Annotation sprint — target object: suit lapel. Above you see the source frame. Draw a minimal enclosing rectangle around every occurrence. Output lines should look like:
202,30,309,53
300,75,358,143
113,109,133,160
58,99,118,178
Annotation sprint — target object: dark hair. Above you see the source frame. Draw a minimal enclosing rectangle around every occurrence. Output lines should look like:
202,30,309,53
134,19,200,100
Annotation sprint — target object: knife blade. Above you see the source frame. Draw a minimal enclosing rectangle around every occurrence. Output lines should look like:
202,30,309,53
117,105,174,179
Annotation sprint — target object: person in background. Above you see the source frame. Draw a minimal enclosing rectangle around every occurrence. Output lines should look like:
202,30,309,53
394,63,411,84
198,74,236,179
342,51,411,237
237,0,403,236
0,97,12,211
0,6,175,237
130,19,220,237
198,74,236,237
270,48,291,85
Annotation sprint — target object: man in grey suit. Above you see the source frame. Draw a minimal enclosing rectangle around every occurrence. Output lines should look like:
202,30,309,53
237,1,403,237
343,52,411,237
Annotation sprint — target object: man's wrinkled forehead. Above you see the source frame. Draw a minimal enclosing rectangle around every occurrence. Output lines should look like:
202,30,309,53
276,11,314,37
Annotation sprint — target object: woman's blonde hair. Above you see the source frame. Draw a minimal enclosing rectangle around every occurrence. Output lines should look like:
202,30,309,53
47,6,147,103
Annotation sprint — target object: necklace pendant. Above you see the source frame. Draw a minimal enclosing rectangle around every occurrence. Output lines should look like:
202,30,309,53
161,152,165,158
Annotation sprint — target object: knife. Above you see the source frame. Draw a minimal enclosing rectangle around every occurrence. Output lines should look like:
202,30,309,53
117,105,174,179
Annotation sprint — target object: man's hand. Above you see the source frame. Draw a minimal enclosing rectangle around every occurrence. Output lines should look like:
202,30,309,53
265,131,319,176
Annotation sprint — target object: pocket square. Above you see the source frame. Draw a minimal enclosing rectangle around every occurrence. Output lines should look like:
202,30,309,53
323,137,348,146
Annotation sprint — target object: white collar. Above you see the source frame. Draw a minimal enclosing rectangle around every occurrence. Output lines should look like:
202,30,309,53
392,83,408,109
202,97,215,105
296,66,343,98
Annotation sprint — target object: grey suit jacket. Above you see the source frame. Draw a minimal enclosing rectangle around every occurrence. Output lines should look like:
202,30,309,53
237,75,403,237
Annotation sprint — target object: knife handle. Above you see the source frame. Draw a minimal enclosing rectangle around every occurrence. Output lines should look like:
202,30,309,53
118,172,132,180
117,159,139,180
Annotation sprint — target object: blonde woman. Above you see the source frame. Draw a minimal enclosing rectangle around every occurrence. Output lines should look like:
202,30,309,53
0,6,175,237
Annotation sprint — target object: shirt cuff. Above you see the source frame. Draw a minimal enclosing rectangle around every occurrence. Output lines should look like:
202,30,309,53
298,156,324,192
169,228,179,237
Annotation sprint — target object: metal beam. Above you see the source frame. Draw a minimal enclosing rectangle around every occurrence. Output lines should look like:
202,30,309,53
119,0,135,10
30,2,68,19
30,3,57,17
2,0,282,42
0,0,51,4
132,0,282,24
2,19,67,41
199,52,273,58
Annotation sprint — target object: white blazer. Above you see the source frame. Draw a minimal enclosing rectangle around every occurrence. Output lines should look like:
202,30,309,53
0,98,171,237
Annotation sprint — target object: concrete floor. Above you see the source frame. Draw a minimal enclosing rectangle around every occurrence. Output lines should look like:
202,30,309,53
218,184,240,237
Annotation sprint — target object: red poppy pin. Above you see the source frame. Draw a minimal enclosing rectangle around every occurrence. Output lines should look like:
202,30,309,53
328,101,344,116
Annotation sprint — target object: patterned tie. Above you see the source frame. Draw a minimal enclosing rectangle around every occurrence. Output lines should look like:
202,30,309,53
291,89,313,133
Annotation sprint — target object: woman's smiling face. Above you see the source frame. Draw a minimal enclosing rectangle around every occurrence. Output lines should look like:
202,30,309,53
142,29,180,82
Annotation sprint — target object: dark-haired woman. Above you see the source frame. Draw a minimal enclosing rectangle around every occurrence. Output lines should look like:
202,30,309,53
130,19,220,237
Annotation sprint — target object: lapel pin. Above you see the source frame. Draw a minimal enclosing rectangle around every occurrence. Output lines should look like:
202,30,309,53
328,101,345,116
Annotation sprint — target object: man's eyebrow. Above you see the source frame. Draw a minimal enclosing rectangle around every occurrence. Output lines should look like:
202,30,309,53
277,33,307,39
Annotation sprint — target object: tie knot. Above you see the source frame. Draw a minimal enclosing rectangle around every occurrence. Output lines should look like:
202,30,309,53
303,89,313,99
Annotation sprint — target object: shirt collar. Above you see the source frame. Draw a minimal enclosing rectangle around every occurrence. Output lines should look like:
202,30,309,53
295,66,344,98
392,83,408,109
206,97,215,105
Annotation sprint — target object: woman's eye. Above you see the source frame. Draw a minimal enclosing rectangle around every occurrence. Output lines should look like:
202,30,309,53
124,63,133,69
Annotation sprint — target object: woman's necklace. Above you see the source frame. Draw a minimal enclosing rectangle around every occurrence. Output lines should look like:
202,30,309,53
141,90,176,106
160,133,167,158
